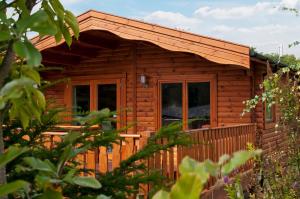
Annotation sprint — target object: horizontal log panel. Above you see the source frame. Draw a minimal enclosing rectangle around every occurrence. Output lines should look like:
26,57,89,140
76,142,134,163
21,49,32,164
218,102,245,107
218,81,250,86
218,91,250,97
127,112,155,117
218,97,250,102
218,118,251,123
137,126,156,131
218,113,244,118
217,107,246,113
218,76,250,81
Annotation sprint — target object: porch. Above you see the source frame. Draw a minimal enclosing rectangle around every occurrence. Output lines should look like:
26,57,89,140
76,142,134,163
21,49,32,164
43,123,256,193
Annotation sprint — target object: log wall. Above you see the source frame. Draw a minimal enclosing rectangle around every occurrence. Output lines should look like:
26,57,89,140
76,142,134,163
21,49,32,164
43,41,253,134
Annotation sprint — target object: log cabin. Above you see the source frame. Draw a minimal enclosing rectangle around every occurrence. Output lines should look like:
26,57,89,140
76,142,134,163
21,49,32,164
33,10,284,177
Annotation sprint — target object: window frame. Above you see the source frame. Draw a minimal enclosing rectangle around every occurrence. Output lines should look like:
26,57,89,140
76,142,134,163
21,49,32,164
262,74,276,129
64,76,124,129
264,100,276,129
157,75,217,130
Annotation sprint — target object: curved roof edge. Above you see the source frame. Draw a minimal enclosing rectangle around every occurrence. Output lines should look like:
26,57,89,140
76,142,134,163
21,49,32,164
32,10,250,69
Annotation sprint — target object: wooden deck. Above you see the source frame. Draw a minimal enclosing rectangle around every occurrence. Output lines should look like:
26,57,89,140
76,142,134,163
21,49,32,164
43,123,256,194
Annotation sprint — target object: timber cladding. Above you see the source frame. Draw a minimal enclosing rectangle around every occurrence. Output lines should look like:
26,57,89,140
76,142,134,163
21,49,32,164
43,40,252,134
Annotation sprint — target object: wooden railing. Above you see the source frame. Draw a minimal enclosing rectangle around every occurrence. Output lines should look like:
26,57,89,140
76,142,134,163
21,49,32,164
148,124,257,184
42,129,148,174
42,124,256,193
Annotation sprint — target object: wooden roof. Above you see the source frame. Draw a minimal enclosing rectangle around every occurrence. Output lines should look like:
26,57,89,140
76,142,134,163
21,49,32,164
32,10,250,68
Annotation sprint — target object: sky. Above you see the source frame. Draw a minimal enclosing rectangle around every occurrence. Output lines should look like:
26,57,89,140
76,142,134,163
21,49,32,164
59,0,300,57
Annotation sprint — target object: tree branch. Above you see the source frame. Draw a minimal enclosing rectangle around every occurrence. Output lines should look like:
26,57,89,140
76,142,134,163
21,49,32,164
0,40,14,87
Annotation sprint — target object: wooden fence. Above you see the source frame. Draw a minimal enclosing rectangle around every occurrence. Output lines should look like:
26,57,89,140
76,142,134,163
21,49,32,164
42,130,148,174
42,123,256,195
147,123,257,187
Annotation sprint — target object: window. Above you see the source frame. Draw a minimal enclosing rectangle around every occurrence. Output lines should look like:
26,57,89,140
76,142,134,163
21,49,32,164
73,85,90,117
161,83,183,126
70,79,121,128
265,101,275,123
263,74,276,124
98,84,117,129
98,84,117,111
160,78,215,130
188,82,210,129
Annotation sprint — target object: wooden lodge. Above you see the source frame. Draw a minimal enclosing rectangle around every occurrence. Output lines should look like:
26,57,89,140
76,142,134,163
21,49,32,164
33,10,283,195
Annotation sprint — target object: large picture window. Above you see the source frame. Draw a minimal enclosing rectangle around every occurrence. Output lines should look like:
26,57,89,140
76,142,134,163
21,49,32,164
159,77,216,130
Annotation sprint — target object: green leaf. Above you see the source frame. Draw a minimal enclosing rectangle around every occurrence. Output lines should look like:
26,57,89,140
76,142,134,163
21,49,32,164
13,40,42,67
13,40,27,58
23,157,56,175
72,176,102,189
152,190,170,199
0,146,28,168
40,188,63,199
65,10,79,39
30,20,57,36
61,24,72,47
218,154,230,165
202,160,219,177
0,98,5,110
34,89,46,109
49,0,65,19
179,157,210,184
62,169,76,183
16,10,48,34
170,173,202,199
19,107,30,129
24,41,41,66
221,150,262,175
63,131,81,144
15,0,30,17
57,145,72,170
21,66,41,84
0,30,11,41
0,180,29,197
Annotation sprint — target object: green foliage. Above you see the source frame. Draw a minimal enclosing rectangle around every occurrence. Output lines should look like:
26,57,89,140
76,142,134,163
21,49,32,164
0,146,28,168
263,53,300,70
153,150,261,199
243,66,300,125
0,146,29,197
0,180,29,198
2,108,190,198
224,177,244,199
243,60,300,198
0,0,80,130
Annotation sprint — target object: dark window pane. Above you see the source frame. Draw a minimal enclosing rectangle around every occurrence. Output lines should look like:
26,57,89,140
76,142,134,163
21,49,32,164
161,83,183,126
265,104,273,122
98,84,117,111
73,85,90,117
98,84,117,129
188,82,210,129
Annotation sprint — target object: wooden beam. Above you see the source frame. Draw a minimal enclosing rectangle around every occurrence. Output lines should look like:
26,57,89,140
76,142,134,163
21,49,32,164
42,51,81,66
49,43,100,58
79,33,120,50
